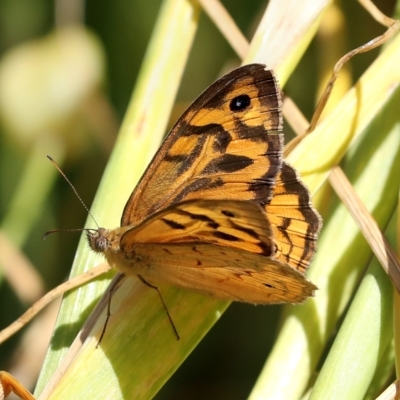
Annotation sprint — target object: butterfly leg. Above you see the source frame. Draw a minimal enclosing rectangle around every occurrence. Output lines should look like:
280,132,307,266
0,371,35,400
137,275,180,340
97,273,126,347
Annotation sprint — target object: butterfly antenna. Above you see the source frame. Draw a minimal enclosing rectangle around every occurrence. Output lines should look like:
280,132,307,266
47,155,99,229
42,227,97,240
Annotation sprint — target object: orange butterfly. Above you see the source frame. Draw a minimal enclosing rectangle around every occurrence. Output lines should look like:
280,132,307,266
88,64,321,304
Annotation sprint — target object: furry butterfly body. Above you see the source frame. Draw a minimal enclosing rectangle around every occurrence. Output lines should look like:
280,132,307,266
88,64,321,304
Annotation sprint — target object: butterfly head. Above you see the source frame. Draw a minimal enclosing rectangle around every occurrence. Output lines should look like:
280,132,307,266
87,228,110,254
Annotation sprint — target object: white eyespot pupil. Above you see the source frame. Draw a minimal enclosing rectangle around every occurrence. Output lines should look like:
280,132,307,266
230,94,251,111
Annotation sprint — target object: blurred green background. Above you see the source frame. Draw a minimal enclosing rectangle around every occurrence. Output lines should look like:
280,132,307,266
0,0,396,398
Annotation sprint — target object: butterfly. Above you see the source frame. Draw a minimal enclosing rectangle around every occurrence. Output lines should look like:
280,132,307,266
88,63,321,304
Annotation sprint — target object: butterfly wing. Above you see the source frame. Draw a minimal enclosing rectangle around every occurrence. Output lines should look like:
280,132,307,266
119,199,316,304
265,162,322,273
122,199,275,254
122,64,283,226
127,243,316,304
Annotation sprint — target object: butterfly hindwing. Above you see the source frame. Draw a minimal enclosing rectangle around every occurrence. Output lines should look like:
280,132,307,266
119,200,316,304
122,64,283,226
265,162,322,272
130,243,316,304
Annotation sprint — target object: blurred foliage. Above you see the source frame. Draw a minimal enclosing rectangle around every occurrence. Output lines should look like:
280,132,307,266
0,0,397,399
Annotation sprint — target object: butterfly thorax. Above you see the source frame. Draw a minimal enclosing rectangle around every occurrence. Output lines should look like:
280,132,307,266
87,226,153,275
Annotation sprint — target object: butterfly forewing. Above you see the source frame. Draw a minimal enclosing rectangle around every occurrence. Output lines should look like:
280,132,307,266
122,64,283,226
